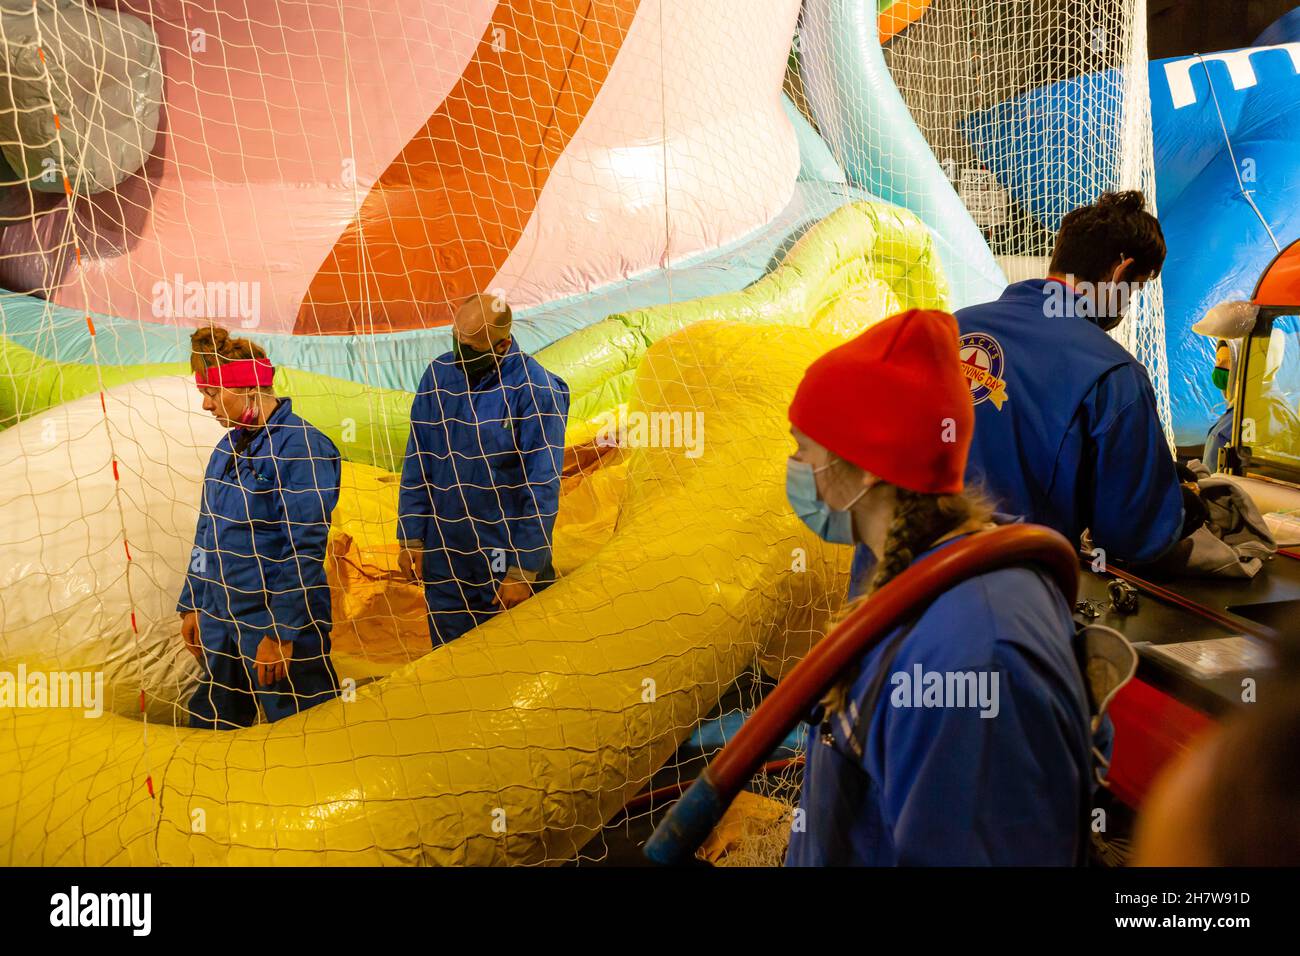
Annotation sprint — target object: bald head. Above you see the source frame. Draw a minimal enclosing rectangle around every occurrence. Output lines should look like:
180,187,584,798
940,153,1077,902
454,293,513,351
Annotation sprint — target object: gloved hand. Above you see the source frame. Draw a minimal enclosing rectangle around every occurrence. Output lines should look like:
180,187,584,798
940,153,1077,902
1178,470,1210,539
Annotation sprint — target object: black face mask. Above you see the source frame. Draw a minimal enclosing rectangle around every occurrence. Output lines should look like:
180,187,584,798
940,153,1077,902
453,338,502,385
1094,312,1126,333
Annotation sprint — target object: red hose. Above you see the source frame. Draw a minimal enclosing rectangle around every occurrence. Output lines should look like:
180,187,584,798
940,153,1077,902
705,524,1078,796
613,758,805,823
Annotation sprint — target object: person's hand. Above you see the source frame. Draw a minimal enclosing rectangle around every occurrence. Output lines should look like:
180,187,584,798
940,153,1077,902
398,540,424,584
495,576,533,611
255,636,293,687
1179,483,1210,538
179,611,202,661
1175,461,1202,490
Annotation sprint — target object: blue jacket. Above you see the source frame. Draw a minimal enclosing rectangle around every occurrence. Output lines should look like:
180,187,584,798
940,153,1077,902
397,339,569,610
178,398,340,642
787,536,1091,866
1203,408,1233,473
955,279,1183,564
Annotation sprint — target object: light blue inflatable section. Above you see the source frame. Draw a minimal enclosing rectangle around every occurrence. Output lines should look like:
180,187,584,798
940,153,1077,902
797,0,1006,309
1,180,917,391
782,94,846,184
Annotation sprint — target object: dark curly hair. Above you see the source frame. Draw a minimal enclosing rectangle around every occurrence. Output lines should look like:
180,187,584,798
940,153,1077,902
1048,190,1166,284
189,325,270,377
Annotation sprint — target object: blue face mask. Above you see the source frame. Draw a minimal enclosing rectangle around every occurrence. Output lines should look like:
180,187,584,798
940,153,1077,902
786,457,865,545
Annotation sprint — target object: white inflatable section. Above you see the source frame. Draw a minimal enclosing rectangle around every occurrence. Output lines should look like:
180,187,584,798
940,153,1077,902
493,0,803,306
0,376,216,717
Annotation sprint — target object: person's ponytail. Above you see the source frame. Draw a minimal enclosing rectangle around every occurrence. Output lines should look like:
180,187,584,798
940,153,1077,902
818,487,993,717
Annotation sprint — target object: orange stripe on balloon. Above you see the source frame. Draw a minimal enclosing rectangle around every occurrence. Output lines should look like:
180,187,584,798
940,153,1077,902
296,0,641,335
1253,238,1300,309
879,0,933,43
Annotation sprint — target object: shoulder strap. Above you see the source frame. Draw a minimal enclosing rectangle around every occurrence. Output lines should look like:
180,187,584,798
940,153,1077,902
845,616,922,761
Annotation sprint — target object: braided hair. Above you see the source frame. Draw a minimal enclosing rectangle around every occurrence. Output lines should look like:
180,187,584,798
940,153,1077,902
819,485,994,717
190,325,273,460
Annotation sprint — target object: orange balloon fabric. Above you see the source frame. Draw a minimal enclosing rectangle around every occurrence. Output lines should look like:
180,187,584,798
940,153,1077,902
296,0,641,334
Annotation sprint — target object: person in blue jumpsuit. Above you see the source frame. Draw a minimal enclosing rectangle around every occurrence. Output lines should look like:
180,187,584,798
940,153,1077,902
949,190,1194,568
784,309,1092,866
1203,338,1236,471
397,294,569,646
179,327,342,729
1201,326,1300,466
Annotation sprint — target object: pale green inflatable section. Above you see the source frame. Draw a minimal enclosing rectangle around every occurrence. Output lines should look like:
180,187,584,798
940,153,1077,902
539,200,949,441
797,0,1006,309
0,200,949,467
0,339,413,472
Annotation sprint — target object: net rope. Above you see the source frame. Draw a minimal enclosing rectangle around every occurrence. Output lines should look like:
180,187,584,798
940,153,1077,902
0,0,1163,866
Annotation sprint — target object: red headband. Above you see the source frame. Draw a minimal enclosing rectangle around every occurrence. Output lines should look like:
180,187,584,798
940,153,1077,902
195,358,274,389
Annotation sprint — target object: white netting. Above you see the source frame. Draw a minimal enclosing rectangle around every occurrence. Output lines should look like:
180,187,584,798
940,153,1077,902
870,0,1173,442
0,0,1163,867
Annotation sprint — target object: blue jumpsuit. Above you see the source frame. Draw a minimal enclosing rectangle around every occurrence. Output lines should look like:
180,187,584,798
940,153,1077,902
952,278,1184,563
397,340,569,646
787,536,1092,866
1203,409,1233,472
178,399,342,729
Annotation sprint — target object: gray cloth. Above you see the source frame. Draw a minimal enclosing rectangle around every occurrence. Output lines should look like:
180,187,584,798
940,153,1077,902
1176,460,1278,578
0,2,162,195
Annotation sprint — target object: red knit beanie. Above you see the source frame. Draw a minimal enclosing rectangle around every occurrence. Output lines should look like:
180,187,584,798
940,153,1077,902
788,309,974,495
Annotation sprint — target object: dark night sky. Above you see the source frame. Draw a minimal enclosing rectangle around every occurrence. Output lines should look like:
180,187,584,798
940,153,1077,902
1149,0,1298,57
